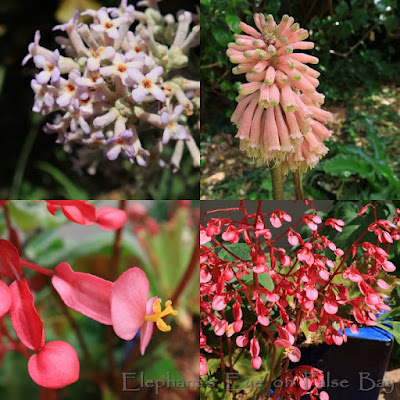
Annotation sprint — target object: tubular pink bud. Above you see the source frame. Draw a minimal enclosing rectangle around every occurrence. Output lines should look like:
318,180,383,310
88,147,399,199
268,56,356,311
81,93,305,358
269,84,280,106
265,66,276,85
259,83,270,108
236,96,259,140
238,21,262,39
264,106,280,152
239,81,262,96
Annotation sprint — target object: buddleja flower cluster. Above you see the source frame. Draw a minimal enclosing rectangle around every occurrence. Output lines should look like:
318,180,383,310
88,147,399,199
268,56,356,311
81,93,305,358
227,14,332,175
23,0,200,171
200,201,399,400
0,200,177,389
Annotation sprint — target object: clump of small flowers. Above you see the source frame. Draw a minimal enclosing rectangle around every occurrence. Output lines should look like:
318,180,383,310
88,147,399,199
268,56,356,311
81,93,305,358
200,201,399,399
227,14,332,175
23,0,200,172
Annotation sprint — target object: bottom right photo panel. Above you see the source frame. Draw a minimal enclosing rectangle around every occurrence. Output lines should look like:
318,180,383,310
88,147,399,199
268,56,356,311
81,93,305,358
200,200,400,400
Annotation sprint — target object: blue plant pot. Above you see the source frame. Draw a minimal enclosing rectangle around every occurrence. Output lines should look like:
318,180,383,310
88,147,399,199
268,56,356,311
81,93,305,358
289,325,393,400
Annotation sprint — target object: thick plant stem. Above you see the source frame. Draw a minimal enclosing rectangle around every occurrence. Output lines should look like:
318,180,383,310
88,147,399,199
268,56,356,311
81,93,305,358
293,170,304,200
270,164,284,200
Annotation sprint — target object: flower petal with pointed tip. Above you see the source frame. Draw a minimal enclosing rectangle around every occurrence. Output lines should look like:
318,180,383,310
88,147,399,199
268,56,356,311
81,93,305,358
52,262,113,325
9,278,45,351
140,296,157,355
95,206,127,230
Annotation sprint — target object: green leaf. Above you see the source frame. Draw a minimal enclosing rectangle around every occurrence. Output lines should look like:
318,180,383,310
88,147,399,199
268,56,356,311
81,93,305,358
212,27,232,47
218,243,251,261
323,154,372,178
37,161,88,199
258,272,274,291
225,14,241,32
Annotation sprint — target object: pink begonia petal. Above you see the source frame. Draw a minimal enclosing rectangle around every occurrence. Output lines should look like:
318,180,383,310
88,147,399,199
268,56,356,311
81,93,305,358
257,315,270,326
212,295,227,311
324,300,338,315
95,206,127,230
306,287,318,301
377,279,389,290
200,230,211,245
28,341,79,389
9,278,45,351
270,214,282,228
251,356,262,370
62,204,96,225
214,320,227,336
140,296,157,355
0,280,11,317
274,339,291,349
286,322,296,335
0,239,22,279
111,267,149,340
250,338,260,358
236,335,248,347
52,262,113,325
320,391,330,400
288,346,301,362
200,355,207,376
383,260,396,272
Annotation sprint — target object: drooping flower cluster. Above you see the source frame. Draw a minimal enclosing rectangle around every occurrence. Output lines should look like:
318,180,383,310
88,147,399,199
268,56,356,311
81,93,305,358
0,200,177,389
227,14,333,175
23,0,200,172
200,201,399,400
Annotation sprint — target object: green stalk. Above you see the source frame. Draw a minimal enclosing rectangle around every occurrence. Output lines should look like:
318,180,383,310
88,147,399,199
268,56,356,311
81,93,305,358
293,170,304,200
270,164,284,200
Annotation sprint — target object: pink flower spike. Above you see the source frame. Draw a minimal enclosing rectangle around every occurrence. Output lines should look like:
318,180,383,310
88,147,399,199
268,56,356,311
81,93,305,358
111,267,149,340
28,341,79,389
52,262,113,325
9,278,45,352
95,206,127,230
0,280,11,317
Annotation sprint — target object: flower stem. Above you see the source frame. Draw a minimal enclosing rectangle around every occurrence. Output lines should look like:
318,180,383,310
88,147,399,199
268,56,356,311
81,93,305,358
171,230,200,305
20,259,54,276
293,170,304,200
270,164,284,200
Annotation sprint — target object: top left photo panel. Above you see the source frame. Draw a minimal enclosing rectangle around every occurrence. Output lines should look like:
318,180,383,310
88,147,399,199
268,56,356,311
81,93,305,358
0,0,200,200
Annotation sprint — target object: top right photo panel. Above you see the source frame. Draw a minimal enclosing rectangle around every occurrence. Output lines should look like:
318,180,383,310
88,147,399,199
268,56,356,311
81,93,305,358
200,0,400,200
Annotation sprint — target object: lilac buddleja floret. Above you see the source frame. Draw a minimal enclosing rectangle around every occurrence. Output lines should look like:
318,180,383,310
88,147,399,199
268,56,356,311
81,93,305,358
106,130,135,161
23,0,200,171
160,105,187,144
128,66,165,102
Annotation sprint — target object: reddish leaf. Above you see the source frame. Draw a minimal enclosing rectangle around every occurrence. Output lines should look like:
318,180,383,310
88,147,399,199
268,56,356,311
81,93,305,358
0,239,22,279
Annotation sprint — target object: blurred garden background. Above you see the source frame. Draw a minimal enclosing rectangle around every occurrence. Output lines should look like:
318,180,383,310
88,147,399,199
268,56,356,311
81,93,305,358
0,0,199,199
0,200,199,399
200,0,400,200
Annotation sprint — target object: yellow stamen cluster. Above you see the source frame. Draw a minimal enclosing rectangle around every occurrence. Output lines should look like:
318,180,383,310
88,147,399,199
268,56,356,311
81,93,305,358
144,298,178,332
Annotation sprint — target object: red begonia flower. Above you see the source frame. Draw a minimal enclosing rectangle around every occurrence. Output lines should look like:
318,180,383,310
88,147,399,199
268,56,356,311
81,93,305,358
28,341,79,389
111,267,177,354
0,280,11,317
9,278,45,351
0,239,22,279
52,262,113,325
46,201,96,225
95,206,127,230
